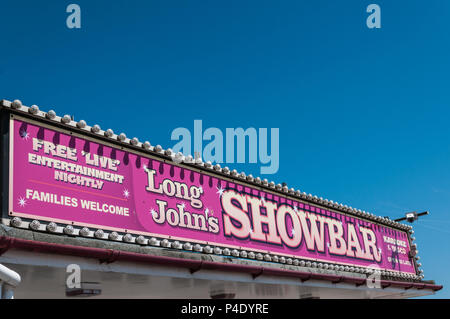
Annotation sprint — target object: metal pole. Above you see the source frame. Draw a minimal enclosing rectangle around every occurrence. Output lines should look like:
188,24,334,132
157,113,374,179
1,283,14,299
0,264,20,299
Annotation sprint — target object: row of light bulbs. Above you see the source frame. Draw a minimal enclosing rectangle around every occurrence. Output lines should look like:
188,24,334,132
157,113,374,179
9,216,424,281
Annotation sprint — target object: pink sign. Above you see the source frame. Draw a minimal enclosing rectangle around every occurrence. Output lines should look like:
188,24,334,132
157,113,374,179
9,117,416,274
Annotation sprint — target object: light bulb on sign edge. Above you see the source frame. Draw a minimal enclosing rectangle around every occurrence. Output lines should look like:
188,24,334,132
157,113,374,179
91,125,101,133
80,227,90,237
117,133,126,142
29,105,39,114
64,225,74,235
109,231,119,241
136,235,146,245
105,129,114,138
46,110,56,120
29,220,41,230
161,239,171,248
154,145,163,153
47,222,58,232
123,233,133,243
61,115,71,124
149,237,159,246
94,229,104,239
10,217,22,227
194,157,203,165
11,99,22,109
76,120,87,129
203,245,213,254
130,137,139,146
173,152,184,163
172,241,182,249
143,141,151,150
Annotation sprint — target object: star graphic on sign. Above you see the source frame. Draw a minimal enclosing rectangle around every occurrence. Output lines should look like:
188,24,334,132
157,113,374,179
18,197,27,207
149,208,158,217
19,129,30,140
123,189,130,198
216,186,225,197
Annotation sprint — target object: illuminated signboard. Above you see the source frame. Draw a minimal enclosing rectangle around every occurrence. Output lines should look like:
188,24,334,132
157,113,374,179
9,115,416,274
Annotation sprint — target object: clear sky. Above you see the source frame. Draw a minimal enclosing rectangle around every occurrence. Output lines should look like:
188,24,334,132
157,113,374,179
1,0,449,298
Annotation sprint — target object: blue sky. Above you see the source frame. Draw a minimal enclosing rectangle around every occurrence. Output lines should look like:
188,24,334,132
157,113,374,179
1,0,450,298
